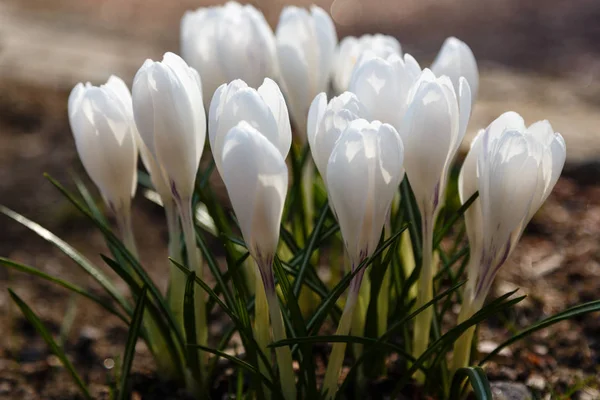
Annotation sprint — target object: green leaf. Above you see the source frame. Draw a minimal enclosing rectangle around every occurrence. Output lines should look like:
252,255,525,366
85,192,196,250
170,258,275,380
45,175,185,349
449,366,492,400
479,298,600,365
390,290,525,396
0,257,129,323
339,281,466,394
293,202,330,297
118,286,148,400
400,178,422,264
273,257,317,396
307,225,406,335
0,205,131,316
187,343,279,395
183,271,200,378
9,289,92,400
434,191,478,249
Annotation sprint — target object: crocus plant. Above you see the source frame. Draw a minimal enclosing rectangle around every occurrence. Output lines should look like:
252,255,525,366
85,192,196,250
453,112,566,371
4,4,582,400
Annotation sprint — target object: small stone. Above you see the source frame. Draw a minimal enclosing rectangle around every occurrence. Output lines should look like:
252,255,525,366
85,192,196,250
579,387,600,400
478,340,513,357
103,358,115,370
0,381,12,394
532,344,548,355
491,381,531,400
80,326,101,341
526,374,546,391
46,354,61,367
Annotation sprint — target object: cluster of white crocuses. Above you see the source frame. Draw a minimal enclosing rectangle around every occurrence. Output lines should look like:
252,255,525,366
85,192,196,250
67,1,566,399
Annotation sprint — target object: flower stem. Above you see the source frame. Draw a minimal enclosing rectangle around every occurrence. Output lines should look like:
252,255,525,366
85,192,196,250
261,266,296,400
412,216,435,380
301,159,315,236
253,261,272,399
165,200,185,331
177,197,207,382
451,299,477,372
115,206,138,259
322,269,365,399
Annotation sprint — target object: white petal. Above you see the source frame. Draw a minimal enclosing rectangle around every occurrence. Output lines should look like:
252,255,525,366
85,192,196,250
307,92,327,151
326,119,404,263
400,76,455,213
258,78,292,157
212,87,280,177
132,54,206,200
221,121,288,264
431,37,479,105
69,86,137,210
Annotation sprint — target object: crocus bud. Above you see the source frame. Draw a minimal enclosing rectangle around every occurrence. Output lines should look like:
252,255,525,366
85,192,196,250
181,1,277,106
400,69,471,220
209,78,291,178
275,5,337,136
132,52,206,204
402,69,472,360
307,92,369,186
332,34,402,94
459,112,566,304
431,37,479,105
326,119,405,266
68,75,138,213
321,118,405,398
220,122,289,272
348,53,421,129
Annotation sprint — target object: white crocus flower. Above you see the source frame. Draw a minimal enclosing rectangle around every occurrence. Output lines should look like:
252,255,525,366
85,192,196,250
307,91,369,187
181,1,277,106
68,75,140,257
132,52,206,205
453,112,566,371
219,121,296,400
276,5,337,137
333,34,402,94
209,78,291,178
348,53,421,129
321,119,405,399
132,52,208,364
399,68,472,360
68,76,138,217
431,37,479,105
460,112,566,306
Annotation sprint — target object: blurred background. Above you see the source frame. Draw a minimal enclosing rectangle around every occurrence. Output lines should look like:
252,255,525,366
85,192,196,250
1,0,600,398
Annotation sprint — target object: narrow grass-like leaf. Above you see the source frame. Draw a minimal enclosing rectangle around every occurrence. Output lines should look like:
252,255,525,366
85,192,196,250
434,191,478,249
307,226,406,335
9,289,92,400
400,178,422,263
118,286,148,400
195,229,236,311
338,281,466,394
390,290,525,396
187,343,279,395
273,257,317,396
0,258,129,323
170,258,275,380
183,272,200,378
45,175,185,349
479,298,600,365
449,366,492,400
293,202,330,297
0,205,131,315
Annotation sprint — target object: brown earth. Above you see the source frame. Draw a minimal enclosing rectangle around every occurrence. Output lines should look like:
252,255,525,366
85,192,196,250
1,0,600,398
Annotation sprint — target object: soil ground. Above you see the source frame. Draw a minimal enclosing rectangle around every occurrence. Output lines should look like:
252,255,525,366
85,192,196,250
1,0,600,398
